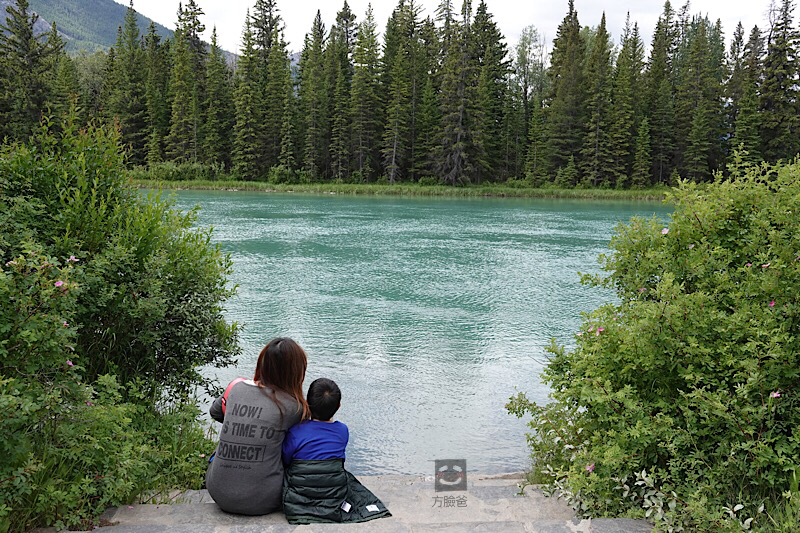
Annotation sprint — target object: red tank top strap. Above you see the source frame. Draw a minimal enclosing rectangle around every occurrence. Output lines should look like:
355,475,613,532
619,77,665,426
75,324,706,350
221,377,247,415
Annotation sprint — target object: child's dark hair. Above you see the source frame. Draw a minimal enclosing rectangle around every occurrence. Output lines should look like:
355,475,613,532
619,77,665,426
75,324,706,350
307,378,341,421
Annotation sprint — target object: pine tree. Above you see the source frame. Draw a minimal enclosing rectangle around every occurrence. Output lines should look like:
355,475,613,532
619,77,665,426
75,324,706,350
350,4,382,180
264,28,291,170
329,1,356,181
382,14,412,183
108,1,147,164
144,22,170,164
299,11,328,178
677,19,716,181
524,99,548,184
631,117,652,187
733,25,765,163
470,0,508,180
414,75,441,179
608,16,642,187
545,0,586,175
0,0,62,139
646,1,677,184
46,28,79,127
436,0,485,185
581,13,614,187
232,12,260,179
725,22,746,144
166,11,194,162
203,27,234,167
759,0,799,161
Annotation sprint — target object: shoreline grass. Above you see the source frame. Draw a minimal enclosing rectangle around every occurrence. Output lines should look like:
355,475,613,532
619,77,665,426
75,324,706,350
132,179,670,202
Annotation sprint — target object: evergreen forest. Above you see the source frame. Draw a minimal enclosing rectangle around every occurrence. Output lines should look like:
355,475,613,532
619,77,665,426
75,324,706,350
1,0,799,187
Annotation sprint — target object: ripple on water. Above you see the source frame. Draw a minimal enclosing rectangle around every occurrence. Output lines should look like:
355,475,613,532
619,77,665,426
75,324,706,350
167,191,670,475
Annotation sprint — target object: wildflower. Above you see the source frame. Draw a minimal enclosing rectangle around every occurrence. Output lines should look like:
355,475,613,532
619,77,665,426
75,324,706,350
770,391,781,399
638,287,646,293
5,260,17,266
745,263,752,267
63,321,69,327
586,463,595,473
86,401,94,406
595,327,605,336
55,281,64,288
688,244,695,249
762,263,771,269
200,454,206,458
588,326,595,333
769,300,776,308
66,360,74,367
661,228,669,235
67,255,79,263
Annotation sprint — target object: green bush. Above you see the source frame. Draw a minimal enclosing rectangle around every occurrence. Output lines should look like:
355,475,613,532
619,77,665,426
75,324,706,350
129,161,228,182
509,159,800,531
0,115,236,531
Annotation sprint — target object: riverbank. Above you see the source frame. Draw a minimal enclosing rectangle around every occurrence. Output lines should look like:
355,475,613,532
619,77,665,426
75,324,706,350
133,179,670,201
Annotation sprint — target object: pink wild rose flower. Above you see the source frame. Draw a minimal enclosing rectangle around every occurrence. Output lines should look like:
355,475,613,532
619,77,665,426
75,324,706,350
586,463,595,473
770,391,781,399
661,228,669,235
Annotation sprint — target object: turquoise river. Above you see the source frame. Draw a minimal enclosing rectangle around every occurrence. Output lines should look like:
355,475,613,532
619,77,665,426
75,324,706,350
169,190,671,475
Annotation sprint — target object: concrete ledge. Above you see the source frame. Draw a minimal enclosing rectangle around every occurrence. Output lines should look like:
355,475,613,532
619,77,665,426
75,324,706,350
34,475,652,533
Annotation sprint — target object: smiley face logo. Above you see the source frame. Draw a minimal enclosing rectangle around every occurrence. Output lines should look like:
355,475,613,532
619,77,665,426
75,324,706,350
434,459,467,492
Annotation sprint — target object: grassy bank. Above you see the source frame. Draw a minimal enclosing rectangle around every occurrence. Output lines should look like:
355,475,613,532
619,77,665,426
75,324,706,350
132,179,670,201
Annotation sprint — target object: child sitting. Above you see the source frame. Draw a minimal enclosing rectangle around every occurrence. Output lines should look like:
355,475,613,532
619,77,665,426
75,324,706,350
282,378,390,524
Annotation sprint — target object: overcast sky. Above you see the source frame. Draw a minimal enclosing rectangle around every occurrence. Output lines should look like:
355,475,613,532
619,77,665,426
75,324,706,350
115,0,774,57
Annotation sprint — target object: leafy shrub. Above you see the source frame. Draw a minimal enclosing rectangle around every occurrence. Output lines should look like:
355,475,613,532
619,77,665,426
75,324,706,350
0,114,236,531
508,159,800,531
417,176,441,186
129,161,228,182
1,117,239,397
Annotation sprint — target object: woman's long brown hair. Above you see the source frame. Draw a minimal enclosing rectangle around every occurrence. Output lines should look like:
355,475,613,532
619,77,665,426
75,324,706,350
254,338,310,421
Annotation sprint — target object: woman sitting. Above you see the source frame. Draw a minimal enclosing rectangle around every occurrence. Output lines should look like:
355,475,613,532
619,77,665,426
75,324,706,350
206,337,309,515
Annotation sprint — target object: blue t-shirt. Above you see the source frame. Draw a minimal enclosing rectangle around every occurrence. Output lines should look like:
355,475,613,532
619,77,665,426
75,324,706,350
282,420,349,464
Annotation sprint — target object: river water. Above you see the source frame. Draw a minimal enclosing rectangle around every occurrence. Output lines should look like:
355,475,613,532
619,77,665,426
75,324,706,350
168,190,670,475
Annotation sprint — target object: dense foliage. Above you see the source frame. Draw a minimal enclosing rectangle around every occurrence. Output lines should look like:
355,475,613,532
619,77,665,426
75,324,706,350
2,0,798,186
0,114,239,531
509,157,800,531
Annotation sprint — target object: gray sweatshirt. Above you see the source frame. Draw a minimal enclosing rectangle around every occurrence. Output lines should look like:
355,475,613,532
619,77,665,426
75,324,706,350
206,379,301,515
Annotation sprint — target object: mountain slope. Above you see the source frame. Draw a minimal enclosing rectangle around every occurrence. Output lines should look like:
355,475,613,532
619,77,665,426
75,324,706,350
0,0,172,53
30,0,172,52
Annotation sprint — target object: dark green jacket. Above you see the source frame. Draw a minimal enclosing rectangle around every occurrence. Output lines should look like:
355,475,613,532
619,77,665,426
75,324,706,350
283,459,391,524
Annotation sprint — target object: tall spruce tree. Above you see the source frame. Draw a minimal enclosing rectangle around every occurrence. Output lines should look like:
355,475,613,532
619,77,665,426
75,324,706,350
329,2,357,181
470,0,508,180
203,27,234,167
676,18,716,180
581,13,614,187
525,99,548,184
631,117,652,187
646,1,677,184
0,0,62,139
299,12,329,178
108,2,147,165
759,0,799,161
608,17,643,187
733,25,765,162
545,0,586,177
264,28,291,170
436,0,485,185
725,22,746,145
232,12,260,179
350,4,382,180
144,22,170,164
